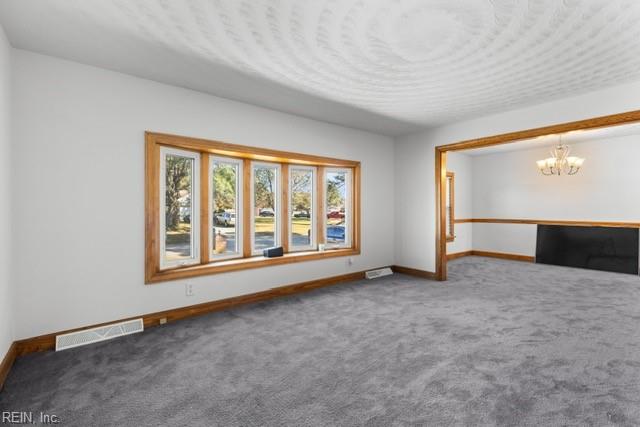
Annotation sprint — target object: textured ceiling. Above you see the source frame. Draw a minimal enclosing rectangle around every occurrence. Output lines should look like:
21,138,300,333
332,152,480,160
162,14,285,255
2,0,640,135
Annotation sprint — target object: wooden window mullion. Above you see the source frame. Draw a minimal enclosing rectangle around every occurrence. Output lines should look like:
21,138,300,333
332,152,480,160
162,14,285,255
281,164,289,253
316,166,325,246
200,153,210,264
353,164,361,252
242,159,252,258
145,137,161,282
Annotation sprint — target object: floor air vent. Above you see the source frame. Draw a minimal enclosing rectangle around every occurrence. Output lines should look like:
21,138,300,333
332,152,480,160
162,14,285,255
365,267,393,279
56,318,144,351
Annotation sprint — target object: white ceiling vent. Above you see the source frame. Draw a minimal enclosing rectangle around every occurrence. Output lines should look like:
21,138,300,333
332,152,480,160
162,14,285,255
55,318,144,351
365,267,393,280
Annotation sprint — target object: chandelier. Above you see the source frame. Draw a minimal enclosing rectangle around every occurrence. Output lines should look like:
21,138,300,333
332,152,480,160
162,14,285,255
536,135,585,176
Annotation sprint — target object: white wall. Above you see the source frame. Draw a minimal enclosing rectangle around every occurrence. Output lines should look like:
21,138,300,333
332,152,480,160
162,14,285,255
11,50,396,339
445,152,472,254
8,46,640,340
471,135,640,255
0,25,13,358
395,80,640,272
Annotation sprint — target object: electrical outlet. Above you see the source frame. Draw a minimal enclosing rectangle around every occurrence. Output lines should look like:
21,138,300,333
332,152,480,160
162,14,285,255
185,284,194,297
159,317,167,325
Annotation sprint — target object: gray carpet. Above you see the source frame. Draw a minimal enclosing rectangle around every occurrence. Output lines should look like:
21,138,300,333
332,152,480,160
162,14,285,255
2,257,640,426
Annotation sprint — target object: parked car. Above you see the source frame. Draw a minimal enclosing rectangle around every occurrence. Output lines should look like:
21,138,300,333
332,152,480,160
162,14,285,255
326,225,345,241
259,209,275,217
327,210,345,219
293,211,310,218
215,211,236,226
179,206,191,224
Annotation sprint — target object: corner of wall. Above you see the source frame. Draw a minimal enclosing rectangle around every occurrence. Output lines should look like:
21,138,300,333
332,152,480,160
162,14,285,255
392,132,438,271
392,136,401,266
0,21,15,358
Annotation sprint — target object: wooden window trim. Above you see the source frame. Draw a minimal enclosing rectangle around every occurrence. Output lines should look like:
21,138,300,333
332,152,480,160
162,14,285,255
145,132,361,284
281,164,290,253
316,166,326,245
445,171,455,242
199,153,210,264
242,159,252,258
148,248,361,283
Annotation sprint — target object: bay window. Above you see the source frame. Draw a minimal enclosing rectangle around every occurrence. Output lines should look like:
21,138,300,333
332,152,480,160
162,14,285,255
146,132,360,283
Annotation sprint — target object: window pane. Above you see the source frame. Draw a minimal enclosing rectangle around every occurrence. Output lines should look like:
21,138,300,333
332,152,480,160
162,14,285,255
254,164,278,251
326,171,347,245
291,168,313,248
212,160,239,257
164,154,194,261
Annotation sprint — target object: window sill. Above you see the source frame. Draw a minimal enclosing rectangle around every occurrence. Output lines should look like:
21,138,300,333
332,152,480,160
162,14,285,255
147,248,360,284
